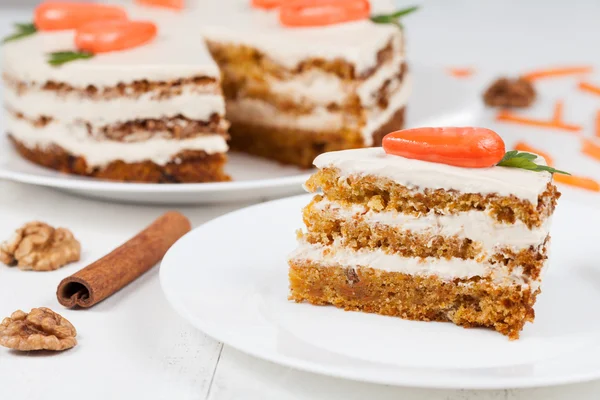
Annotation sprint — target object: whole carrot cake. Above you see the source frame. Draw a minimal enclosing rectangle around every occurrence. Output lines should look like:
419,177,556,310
288,127,563,339
1,0,413,182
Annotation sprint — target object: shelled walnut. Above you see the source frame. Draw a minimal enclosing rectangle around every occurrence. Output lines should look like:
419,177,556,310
483,77,536,108
0,308,77,351
0,222,81,271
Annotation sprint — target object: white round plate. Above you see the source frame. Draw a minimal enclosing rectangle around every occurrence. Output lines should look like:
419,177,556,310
0,65,474,205
160,194,600,389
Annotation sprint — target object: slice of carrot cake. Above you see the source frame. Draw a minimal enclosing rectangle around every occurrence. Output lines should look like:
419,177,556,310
288,127,563,339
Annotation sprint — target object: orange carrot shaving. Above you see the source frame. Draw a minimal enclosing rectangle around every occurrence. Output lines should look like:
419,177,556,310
578,81,600,97
513,141,554,166
496,110,582,133
582,138,600,161
553,174,600,192
521,66,593,81
552,100,564,124
447,68,475,78
496,100,582,133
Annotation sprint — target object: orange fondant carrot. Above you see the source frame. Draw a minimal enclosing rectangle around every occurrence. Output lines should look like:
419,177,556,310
251,0,285,9
135,0,184,10
75,20,157,54
513,141,554,166
280,0,370,27
447,68,475,78
578,81,600,97
521,66,593,81
34,2,127,31
553,174,600,192
383,127,506,168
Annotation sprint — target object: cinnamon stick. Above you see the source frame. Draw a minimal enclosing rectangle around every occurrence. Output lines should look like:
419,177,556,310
57,211,191,309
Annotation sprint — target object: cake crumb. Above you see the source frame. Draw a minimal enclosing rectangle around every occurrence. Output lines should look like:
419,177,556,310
483,77,536,108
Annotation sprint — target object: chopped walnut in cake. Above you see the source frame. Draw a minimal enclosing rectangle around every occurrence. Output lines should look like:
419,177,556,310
483,77,536,108
0,222,81,271
0,308,77,351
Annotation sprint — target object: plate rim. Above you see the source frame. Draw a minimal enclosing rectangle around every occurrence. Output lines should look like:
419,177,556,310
160,194,600,390
0,164,312,193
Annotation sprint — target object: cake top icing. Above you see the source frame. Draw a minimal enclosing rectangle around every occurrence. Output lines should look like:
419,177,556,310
2,0,402,86
2,5,220,86
313,147,553,203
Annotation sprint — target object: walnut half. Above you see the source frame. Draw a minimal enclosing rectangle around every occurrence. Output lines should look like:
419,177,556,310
483,77,536,108
0,308,77,351
0,222,81,271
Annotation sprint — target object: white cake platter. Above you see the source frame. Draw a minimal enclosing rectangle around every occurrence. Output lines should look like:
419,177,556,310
0,65,477,205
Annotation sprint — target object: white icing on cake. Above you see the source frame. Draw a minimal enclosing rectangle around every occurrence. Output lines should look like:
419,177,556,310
263,35,404,108
313,199,551,253
5,87,225,126
289,239,541,289
226,74,411,141
313,147,552,203
6,114,228,167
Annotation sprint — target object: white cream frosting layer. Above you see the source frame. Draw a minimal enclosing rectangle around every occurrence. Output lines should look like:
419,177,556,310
313,148,552,203
265,34,404,107
226,75,411,141
4,87,225,126
314,199,551,253
6,114,228,167
290,240,538,289
226,97,352,132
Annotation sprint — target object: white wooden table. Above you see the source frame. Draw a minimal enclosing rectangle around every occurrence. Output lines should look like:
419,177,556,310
1,1,600,398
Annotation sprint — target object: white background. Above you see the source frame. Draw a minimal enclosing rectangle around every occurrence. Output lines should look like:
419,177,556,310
1,0,600,399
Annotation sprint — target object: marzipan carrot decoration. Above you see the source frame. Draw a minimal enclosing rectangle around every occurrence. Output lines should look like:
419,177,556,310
135,0,185,10
34,2,127,31
578,81,600,97
75,20,157,53
553,175,600,192
48,20,158,66
383,127,506,168
521,66,593,81
513,141,554,166
251,0,285,9
496,100,582,133
280,0,370,27
447,68,475,78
